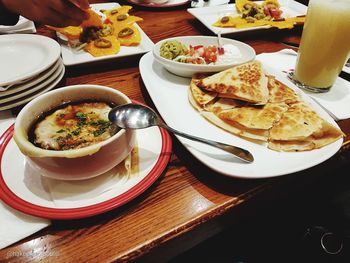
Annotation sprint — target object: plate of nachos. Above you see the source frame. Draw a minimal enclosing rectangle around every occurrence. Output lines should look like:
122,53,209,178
49,3,154,66
187,0,307,35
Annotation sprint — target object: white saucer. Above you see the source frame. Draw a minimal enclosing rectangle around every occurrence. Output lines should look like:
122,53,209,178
0,34,60,87
0,59,62,99
0,124,171,219
0,62,65,111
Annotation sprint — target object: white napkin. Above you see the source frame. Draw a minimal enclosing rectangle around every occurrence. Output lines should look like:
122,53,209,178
0,110,50,250
257,49,350,121
0,16,36,34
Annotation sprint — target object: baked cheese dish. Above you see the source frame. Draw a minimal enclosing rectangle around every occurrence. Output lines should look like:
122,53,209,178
31,101,118,151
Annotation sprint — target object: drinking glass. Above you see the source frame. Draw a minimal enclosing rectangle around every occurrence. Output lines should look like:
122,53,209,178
290,0,350,93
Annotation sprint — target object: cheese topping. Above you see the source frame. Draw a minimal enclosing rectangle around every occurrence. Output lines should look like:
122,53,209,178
33,102,117,150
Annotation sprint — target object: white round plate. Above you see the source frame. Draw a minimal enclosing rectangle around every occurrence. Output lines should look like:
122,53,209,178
0,59,62,99
0,124,171,219
0,63,65,111
139,52,343,179
0,34,60,87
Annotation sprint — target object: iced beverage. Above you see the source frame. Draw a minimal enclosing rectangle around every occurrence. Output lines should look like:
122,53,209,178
293,0,350,92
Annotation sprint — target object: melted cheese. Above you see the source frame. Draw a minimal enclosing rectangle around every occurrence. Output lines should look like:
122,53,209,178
34,102,116,150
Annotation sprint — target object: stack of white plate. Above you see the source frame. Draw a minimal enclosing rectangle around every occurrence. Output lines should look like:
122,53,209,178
0,34,64,111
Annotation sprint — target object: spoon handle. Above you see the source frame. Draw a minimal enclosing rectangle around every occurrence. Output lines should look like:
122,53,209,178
159,124,254,163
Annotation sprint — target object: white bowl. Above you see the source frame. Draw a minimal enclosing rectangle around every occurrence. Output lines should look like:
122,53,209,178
153,36,256,78
13,85,136,180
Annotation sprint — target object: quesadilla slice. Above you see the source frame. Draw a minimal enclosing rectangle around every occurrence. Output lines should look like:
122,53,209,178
195,60,269,105
188,75,218,111
202,102,288,141
268,102,344,151
267,75,300,104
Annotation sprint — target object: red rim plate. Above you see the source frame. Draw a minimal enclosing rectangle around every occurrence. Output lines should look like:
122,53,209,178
127,0,189,8
0,124,172,220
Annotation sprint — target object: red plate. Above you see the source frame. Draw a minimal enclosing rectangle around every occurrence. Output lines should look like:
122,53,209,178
0,124,172,220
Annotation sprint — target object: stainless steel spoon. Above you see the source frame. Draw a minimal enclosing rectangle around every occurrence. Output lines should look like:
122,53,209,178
108,104,254,163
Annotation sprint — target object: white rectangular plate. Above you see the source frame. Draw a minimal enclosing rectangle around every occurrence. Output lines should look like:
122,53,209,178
187,0,307,35
139,52,343,179
59,3,154,66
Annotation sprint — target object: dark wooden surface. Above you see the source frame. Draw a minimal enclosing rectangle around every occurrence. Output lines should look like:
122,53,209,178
1,1,350,262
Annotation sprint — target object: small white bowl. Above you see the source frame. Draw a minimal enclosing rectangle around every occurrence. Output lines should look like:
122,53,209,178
13,85,136,180
153,36,256,78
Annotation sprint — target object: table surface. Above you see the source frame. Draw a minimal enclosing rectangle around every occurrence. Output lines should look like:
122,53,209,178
1,0,350,262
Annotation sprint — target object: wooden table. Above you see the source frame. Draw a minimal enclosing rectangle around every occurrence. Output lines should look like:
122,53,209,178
1,1,350,262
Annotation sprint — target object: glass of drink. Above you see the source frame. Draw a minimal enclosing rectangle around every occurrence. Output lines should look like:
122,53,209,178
290,0,350,93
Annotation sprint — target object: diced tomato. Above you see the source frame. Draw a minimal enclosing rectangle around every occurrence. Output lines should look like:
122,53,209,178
263,6,271,16
193,45,204,50
270,8,283,19
218,47,224,55
104,18,113,24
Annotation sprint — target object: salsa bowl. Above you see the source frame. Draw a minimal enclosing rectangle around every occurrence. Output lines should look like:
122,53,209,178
13,85,136,180
153,35,256,77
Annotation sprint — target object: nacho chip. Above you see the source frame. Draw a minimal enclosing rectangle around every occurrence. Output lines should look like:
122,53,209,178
116,25,141,46
84,35,120,57
104,5,133,19
81,8,103,28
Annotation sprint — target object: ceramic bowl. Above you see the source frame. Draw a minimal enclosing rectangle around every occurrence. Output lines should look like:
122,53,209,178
13,84,136,180
153,35,256,77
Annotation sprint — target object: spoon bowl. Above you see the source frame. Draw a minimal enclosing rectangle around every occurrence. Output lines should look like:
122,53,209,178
109,103,254,163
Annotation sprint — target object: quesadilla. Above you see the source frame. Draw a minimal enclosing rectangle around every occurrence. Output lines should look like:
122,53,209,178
268,102,344,151
267,75,300,104
195,60,269,105
202,102,289,141
188,75,218,111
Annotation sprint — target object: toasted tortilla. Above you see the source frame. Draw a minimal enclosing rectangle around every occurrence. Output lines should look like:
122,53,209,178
268,102,344,151
195,61,269,104
267,75,300,104
205,102,289,141
188,75,218,111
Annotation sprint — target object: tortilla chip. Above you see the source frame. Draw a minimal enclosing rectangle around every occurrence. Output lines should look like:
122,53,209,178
116,25,141,46
81,8,103,28
84,35,120,57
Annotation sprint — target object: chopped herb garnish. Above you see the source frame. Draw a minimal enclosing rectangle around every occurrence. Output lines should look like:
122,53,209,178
75,112,87,121
56,129,65,133
93,129,105,137
72,129,81,136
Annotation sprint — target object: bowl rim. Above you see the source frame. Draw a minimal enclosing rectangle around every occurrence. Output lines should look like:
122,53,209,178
152,35,256,70
13,84,132,158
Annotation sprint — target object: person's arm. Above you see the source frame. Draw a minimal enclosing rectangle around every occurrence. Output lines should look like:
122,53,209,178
0,0,19,26
0,0,89,27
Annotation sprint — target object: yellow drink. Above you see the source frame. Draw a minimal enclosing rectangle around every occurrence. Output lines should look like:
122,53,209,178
294,0,350,91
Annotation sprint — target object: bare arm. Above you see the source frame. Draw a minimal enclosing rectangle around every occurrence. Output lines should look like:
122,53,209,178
0,0,90,27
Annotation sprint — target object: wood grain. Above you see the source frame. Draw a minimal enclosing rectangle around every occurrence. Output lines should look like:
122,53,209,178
1,1,349,262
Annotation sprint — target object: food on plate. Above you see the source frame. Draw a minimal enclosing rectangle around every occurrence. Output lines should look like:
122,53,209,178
29,101,118,151
160,40,188,60
213,0,305,30
188,60,344,151
159,40,242,65
267,75,299,104
268,102,345,151
49,6,143,57
195,60,269,104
